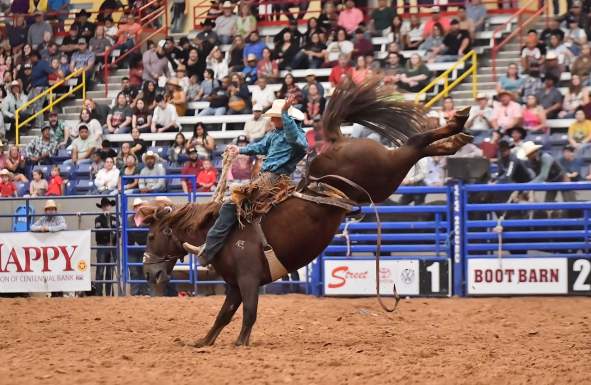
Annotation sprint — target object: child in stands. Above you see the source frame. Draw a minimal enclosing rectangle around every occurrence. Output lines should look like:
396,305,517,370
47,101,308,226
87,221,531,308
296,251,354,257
197,158,218,192
29,169,48,197
0,169,16,197
47,166,65,196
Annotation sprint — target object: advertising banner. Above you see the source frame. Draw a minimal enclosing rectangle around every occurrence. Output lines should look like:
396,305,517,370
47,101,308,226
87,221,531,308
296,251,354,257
0,231,92,293
467,258,568,295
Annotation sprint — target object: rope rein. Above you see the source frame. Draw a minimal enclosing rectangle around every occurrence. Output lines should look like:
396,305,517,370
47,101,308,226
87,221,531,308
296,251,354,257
212,150,236,204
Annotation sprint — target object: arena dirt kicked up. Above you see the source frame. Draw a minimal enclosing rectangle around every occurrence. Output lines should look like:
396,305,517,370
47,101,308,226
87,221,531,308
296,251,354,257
1,295,590,385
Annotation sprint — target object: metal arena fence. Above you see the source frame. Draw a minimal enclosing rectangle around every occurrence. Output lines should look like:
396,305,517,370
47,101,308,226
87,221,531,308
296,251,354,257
2,179,591,297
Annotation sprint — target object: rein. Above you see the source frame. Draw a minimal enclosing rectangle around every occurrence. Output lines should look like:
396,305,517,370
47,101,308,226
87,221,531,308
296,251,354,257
306,174,400,313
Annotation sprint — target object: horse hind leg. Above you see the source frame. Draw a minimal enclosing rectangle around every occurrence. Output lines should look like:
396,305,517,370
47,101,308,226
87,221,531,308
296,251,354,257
406,107,471,149
191,285,242,348
234,274,260,346
423,133,473,157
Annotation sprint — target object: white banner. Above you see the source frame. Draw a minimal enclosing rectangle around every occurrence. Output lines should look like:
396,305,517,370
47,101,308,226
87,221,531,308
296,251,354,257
0,230,92,293
467,258,568,295
324,259,420,296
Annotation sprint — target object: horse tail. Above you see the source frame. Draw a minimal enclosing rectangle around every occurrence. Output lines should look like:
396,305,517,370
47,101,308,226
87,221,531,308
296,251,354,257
321,77,429,146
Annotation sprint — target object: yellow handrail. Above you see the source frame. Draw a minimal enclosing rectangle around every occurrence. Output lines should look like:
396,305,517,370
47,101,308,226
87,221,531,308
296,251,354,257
15,68,87,145
415,50,478,109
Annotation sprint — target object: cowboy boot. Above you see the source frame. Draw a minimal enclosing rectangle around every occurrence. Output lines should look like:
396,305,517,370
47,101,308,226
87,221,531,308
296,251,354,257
182,242,209,266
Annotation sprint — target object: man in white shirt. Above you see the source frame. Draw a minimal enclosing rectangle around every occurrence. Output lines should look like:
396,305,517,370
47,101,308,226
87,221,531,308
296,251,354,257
244,105,269,142
94,157,120,194
399,157,428,205
466,93,494,131
401,14,424,50
214,1,239,44
251,77,275,111
151,95,180,133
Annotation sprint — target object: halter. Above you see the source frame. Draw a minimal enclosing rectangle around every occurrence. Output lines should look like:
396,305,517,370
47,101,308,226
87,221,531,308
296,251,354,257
142,225,184,265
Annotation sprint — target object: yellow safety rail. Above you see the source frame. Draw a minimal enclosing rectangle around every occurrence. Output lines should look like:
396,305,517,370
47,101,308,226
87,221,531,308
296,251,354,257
15,68,86,145
415,50,478,109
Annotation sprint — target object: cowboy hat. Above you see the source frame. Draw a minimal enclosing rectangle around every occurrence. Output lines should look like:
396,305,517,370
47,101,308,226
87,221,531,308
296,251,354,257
142,151,160,163
222,1,234,8
96,197,116,208
132,198,146,208
246,53,257,62
166,78,182,88
263,99,305,121
475,93,488,100
10,80,20,88
522,141,543,156
498,90,513,98
44,199,58,210
155,196,173,204
77,9,91,17
0,168,11,176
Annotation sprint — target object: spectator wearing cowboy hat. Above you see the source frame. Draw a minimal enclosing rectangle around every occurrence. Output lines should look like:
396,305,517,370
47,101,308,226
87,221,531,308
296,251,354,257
523,141,576,202
507,126,528,160
165,78,187,116
2,80,28,142
128,197,149,295
244,104,268,142
151,94,181,133
72,9,96,42
138,151,166,193
94,196,117,296
466,93,494,131
0,169,17,197
31,199,67,232
93,157,120,195
214,1,239,45
495,139,533,184
491,90,522,133
181,147,203,193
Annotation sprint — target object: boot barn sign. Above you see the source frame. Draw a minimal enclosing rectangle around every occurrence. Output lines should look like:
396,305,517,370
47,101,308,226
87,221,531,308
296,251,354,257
0,231,91,293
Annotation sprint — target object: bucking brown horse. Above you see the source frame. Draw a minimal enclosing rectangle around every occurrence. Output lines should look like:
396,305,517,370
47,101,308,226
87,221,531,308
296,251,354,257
136,78,471,346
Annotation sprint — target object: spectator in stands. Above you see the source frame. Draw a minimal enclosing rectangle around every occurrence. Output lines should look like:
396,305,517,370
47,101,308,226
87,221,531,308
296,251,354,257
151,94,181,132
294,32,326,69
228,36,245,73
568,108,591,149
457,6,476,39
84,98,110,127
466,93,494,132
199,76,230,116
338,0,364,34
466,0,487,31
93,157,119,195
31,200,67,232
352,28,373,60
420,23,444,55
325,28,354,64
241,54,258,85
5,145,28,182
572,44,591,81
492,91,522,132
29,168,47,197
89,26,112,66
168,132,188,166
142,40,170,84
302,83,325,126
497,63,524,101
559,0,585,26
302,72,325,98
521,33,544,73
318,2,338,31
29,50,53,130
61,25,82,56
524,141,576,202
47,166,64,196
0,169,16,197
197,158,217,192
28,12,52,50
235,3,256,38
251,77,275,111
423,6,451,37
185,48,205,83
520,67,544,103
351,56,371,85
6,15,27,51
278,73,304,108
120,77,140,106
48,112,69,149
257,48,279,82
480,129,502,160
441,97,457,121
91,149,104,180
522,95,548,138
508,126,527,160
132,99,152,133
138,151,166,193
370,0,394,36
115,13,142,54
69,125,96,165
382,52,404,81
2,80,28,143
243,31,266,64
564,16,587,55
536,75,563,119
77,108,103,145
402,14,425,50
140,81,157,111
181,147,203,192
398,54,431,93
97,140,117,161
424,156,446,186
165,78,187,116
206,46,229,81
70,38,96,83
433,19,471,62
198,69,218,101
546,35,574,68
398,157,427,205
94,196,117,296
329,54,353,87
187,75,202,103
274,30,300,71
170,0,188,33
119,154,139,194
214,1,239,44
26,126,57,165
115,142,131,169
540,18,564,47
187,122,215,159
560,145,583,181
560,75,590,118
244,105,268,142
106,92,133,134
495,140,532,183
103,17,118,43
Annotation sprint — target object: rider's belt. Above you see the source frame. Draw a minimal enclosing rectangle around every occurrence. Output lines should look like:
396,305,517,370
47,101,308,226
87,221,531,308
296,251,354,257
254,219,287,281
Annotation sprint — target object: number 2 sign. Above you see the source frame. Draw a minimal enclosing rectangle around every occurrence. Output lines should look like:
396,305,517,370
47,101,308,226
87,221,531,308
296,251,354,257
568,258,591,294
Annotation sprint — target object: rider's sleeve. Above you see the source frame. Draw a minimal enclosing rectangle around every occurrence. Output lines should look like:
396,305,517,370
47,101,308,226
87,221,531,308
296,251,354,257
239,134,269,155
531,154,551,183
282,112,307,149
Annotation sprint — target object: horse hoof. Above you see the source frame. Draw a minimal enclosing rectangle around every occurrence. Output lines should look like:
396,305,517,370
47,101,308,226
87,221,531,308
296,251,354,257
234,340,249,347
190,339,212,348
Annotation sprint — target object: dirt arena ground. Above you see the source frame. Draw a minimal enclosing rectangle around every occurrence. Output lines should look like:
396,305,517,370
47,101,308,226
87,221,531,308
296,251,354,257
1,296,590,385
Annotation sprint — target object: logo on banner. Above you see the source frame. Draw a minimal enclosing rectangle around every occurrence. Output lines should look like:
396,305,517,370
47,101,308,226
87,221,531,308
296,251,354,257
327,265,369,288
77,260,88,272
400,268,415,285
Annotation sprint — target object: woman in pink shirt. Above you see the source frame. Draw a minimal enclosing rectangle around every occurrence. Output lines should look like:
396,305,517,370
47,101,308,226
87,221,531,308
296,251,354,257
351,55,370,85
337,0,364,34
522,95,547,134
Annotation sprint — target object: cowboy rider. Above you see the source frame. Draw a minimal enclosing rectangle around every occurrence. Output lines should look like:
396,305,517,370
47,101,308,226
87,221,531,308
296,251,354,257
182,95,308,266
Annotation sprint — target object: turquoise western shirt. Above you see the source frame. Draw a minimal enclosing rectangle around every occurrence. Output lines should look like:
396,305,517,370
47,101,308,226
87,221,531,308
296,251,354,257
239,112,307,175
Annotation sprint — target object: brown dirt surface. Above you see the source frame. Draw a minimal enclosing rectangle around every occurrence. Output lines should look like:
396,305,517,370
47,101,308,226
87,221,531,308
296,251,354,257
1,295,590,385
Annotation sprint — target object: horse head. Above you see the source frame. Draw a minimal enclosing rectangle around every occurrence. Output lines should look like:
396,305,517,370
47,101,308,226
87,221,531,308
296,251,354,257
134,199,220,295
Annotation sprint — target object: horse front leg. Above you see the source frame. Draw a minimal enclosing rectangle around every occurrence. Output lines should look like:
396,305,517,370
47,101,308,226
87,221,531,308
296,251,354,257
235,275,260,346
191,285,242,347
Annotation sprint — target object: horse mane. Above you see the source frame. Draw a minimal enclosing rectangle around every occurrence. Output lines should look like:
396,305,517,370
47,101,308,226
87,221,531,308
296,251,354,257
161,201,221,233
321,77,429,146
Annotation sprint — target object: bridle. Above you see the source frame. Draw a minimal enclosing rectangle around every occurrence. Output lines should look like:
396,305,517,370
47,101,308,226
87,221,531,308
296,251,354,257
142,224,185,265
